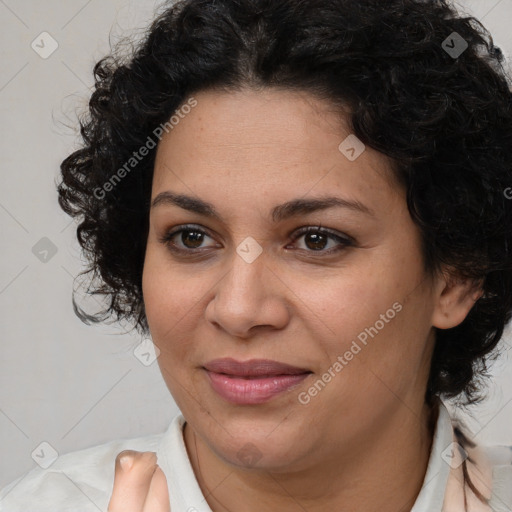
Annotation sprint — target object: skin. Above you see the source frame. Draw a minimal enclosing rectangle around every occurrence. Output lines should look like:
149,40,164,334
108,88,481,512
108,451,169,512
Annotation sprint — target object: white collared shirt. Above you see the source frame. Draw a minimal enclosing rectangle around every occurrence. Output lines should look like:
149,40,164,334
1,402,510,511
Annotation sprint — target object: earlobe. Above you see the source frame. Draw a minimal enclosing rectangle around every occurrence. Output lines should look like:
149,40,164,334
431,271,484,330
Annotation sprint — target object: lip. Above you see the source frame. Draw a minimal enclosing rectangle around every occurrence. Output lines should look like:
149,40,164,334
203,358,312,405
203,358,311,377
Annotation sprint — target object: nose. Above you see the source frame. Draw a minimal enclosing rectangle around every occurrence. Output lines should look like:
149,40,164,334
204,245,291,339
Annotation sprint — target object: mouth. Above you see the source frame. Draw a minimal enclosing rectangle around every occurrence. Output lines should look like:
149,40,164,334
203,358,313,405
203,357,311,376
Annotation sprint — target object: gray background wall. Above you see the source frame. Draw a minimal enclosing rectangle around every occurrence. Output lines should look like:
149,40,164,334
1,0,511,489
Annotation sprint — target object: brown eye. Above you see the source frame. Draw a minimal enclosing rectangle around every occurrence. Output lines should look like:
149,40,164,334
177,229,205,249
158,224,353,258
302,231,329,250
289,226,354,255
158,225,218,254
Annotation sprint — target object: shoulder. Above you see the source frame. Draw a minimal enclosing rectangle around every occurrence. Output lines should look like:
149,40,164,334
446,407,512,508
484,444,512,510
0,431,163,512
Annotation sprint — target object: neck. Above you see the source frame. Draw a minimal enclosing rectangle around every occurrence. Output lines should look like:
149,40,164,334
183,401,438,512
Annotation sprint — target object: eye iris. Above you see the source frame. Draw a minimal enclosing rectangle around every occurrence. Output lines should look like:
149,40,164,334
305,232,327,250
182,230,204,248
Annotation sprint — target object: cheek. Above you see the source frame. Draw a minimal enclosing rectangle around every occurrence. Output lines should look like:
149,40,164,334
315,265,397,339
315,251,429,371
142,249,168,334
142,256,199,403
142,242,191,326
142,246,186,348
141,246,211,363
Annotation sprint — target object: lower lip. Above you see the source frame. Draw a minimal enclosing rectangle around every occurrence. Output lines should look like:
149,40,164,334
205,370,311,405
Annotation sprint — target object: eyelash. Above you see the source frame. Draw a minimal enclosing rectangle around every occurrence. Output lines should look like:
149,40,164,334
158,224,354,257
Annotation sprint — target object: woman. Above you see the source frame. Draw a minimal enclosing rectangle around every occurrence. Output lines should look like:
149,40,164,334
1,0,511,510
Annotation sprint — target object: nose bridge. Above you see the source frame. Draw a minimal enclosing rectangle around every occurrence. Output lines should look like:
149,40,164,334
221,239,267,304
206,238,289,336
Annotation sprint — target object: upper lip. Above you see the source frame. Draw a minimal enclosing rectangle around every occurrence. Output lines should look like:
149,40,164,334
203,358,311,377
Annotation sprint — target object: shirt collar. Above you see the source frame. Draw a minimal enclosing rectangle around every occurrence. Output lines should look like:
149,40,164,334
411,400,454,512
157,414,214,512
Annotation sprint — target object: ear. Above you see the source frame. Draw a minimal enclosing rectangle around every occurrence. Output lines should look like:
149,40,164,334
431,269,484,329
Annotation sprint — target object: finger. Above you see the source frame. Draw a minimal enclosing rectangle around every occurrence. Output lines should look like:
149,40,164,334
107,450,158,512
142,466,171,512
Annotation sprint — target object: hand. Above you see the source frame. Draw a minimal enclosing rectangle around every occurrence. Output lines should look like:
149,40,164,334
107,450,170,512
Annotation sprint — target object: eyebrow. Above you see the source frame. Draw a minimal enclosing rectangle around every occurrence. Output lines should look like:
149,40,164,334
151,191,374,222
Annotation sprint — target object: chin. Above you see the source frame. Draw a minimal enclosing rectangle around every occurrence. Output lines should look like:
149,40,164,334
204,417,305,468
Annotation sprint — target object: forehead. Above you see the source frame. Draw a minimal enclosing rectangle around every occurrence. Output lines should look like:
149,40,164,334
151,88,402,212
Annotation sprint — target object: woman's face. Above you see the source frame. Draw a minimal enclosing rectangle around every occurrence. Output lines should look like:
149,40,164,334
142,87,440,470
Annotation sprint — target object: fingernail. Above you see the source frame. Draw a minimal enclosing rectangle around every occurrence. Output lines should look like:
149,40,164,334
119,454,134,471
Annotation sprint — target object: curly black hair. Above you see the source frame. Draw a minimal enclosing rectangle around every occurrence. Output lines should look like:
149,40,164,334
57,0,512,408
